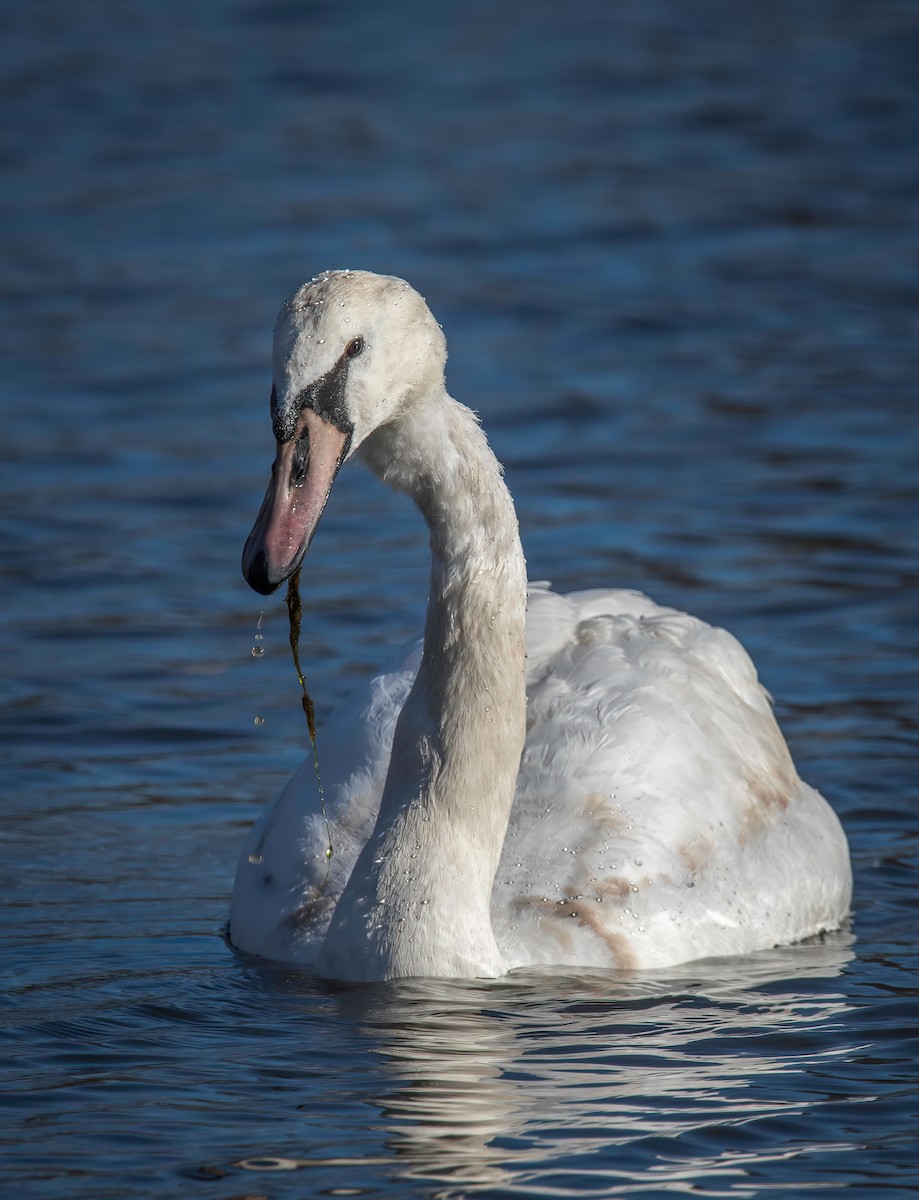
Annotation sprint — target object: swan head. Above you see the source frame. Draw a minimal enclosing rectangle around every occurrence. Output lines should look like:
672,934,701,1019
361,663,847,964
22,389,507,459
242,270,446,595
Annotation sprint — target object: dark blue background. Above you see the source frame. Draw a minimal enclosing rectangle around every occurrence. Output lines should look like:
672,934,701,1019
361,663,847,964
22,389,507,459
2,2,918,1196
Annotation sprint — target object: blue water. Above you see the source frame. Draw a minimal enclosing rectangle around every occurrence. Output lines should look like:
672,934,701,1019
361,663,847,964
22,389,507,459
2,1,918,1196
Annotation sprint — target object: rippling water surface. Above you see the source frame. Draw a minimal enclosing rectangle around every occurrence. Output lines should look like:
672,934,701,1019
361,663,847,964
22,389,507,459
2,1,918,1196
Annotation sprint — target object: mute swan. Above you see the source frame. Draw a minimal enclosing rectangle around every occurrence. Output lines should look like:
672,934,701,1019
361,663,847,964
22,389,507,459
229,269,852,982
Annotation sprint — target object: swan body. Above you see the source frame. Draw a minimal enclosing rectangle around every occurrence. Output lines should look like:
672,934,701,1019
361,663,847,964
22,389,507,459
229,269,851,981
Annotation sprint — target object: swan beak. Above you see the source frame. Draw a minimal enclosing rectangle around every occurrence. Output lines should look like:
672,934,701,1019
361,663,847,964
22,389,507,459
242,407,350,596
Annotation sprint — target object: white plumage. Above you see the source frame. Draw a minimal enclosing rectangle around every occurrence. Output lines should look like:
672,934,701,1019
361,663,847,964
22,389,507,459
229,270,851,981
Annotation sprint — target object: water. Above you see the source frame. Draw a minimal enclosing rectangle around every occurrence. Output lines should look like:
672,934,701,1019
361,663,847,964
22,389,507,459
2,0,918,1195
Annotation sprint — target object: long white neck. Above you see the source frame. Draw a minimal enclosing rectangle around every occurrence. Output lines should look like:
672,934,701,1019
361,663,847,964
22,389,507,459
316,392,527,980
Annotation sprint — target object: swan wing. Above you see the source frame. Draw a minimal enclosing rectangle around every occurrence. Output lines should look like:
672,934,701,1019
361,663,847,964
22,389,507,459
493,587,852,970
228,639,421,961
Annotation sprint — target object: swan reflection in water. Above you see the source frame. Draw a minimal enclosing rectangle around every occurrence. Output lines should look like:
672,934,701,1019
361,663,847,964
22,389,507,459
236,933,854,1195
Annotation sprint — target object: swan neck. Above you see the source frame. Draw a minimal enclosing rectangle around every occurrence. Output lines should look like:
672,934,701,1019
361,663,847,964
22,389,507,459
319,394,527,980
376,392,528,846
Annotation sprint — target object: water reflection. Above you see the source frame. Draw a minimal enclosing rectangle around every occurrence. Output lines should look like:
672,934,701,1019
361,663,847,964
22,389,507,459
237,934,855,1196
362,983,522,1190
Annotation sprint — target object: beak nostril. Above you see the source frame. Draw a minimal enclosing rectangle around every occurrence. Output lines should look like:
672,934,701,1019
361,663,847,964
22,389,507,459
290,435,310,488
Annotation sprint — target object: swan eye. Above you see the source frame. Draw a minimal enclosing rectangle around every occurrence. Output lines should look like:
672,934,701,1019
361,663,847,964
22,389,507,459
345,336,364,359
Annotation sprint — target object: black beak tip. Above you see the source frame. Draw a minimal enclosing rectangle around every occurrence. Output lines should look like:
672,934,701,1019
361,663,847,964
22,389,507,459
242,548,280,597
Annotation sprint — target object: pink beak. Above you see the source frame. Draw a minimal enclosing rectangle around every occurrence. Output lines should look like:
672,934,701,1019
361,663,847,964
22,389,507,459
242,406,350,595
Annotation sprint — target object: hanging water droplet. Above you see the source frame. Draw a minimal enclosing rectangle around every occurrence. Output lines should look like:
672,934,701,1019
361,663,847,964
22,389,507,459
254,715,265,726
251,611,266,658
248,853,264,864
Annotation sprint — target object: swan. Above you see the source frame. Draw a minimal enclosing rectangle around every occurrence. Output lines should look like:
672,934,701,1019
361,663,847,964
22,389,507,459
228,269,852,982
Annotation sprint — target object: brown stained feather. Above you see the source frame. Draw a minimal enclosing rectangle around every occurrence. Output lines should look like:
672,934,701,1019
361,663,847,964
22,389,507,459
679,833,714,878
564,901,640,970
505,788,656,967
285,890,337,935
512,861,644,969
736,760,798,847
515,894,641,970
581,791,632,830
